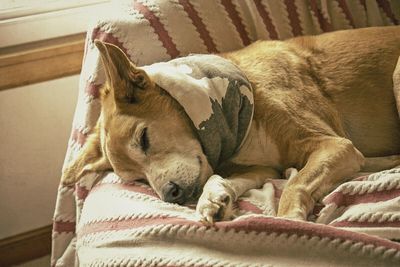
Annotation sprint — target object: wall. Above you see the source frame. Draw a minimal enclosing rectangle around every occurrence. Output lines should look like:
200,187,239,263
0,75,79,239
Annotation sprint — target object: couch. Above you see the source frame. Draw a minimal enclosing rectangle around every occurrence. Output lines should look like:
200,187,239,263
52,1,400,266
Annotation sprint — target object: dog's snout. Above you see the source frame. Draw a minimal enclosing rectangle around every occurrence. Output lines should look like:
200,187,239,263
162,181,185,204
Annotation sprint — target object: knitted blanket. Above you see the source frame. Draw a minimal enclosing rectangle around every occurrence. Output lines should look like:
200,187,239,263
52,0,400,266
71,169,400,266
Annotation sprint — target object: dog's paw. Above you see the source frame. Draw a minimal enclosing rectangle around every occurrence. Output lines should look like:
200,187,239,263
278,209,307,221
277,190,310,221
196,175,236,225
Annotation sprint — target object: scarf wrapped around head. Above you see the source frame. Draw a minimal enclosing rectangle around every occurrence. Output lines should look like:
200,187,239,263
142,54,254,169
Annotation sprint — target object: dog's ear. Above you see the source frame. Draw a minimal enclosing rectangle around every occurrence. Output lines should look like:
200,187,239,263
61,130,111,185
94,40,152,105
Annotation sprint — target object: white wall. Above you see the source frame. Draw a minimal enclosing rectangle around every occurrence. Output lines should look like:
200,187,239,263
0,75,79,239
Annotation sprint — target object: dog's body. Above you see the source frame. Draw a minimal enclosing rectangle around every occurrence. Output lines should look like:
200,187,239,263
62,26,400,223
210,26,400,220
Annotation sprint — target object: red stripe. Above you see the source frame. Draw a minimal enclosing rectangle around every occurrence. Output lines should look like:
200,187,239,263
336,0,356,28
76,184,90,200
284,0,303,36
353,175,368,181
324,188,400,207
237,200,263,214
309,0,333,32
92,182,159,198
253,0,279,39
377,0,399,25
91,27,129,55
178,0,218,53
78,216,400,251
332,220,400,228
269,180,283,198
53,220,76,233
220,0,251,46
85,81,101,99
71,128,88,147
134,1,180,58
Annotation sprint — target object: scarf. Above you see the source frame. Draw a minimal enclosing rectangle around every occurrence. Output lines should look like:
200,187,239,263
142,54,254,169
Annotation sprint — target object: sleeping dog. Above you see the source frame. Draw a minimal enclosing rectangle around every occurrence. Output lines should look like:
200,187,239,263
62,26,400,224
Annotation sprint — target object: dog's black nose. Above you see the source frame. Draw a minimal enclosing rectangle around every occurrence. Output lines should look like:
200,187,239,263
162,181,185,204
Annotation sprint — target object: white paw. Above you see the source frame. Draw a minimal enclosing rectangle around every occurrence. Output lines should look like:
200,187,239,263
196,175,236,225
279,209,307,221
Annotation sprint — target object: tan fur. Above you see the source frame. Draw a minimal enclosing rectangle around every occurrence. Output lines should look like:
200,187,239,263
62,26,400,223
220,26,400,220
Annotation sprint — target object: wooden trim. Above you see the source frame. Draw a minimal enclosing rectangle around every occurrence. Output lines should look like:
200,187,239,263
0,33,86,91
0,225,52,266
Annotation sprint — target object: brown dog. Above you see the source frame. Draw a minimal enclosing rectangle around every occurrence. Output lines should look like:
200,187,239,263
62,26,400,224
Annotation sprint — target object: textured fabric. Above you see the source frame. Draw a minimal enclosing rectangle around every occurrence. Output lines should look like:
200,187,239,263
142,54,254,168
317,168,400,239
74,169,400,266
52,0,400,266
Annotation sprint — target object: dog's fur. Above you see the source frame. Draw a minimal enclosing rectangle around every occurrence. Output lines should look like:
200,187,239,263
62,26,400,223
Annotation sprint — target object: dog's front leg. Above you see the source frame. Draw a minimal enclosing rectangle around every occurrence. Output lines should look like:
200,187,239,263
277,138,364,220
196,166,279,224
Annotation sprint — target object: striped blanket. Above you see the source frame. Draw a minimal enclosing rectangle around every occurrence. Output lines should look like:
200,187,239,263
52,0,400,266
61,169,400,266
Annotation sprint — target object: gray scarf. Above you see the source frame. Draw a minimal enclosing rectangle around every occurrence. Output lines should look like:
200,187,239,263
142,54,254,169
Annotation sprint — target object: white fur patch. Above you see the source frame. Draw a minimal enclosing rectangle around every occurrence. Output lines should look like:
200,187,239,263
231,123,281,168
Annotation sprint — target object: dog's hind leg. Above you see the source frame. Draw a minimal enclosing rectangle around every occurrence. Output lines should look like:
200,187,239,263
362,155,400,172
277,137,364,220
353,55,400,173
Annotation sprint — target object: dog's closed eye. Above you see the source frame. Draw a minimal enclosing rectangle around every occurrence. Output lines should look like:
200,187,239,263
140,127,150,153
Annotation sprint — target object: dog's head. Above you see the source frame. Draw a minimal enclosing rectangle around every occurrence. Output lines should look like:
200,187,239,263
62,41,213,204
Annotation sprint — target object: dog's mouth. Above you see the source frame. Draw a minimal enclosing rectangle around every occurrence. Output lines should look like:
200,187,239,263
187,155,209,203
177,172,203,206
185,154,216,205
176,169,204,205
185,184,201,204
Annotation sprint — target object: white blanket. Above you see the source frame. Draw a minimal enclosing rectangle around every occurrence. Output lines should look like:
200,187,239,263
70,168,400,266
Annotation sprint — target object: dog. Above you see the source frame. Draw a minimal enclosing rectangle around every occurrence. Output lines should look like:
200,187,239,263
62,26,400,224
